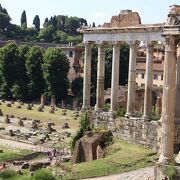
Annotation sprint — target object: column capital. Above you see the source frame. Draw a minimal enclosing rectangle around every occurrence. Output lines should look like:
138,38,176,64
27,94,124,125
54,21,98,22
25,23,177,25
83,41,94,47
111,41,122,46
128,41,140,46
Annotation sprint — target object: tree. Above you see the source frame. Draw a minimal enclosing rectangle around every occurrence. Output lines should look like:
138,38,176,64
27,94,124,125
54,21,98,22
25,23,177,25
26,46,45,100
38,25,55,42
42,48,69,101
43,17,49,28
0,4,11,35
0,43,18,99
92,22,96,27
33,15,40,31
11,45,30,100
65,16,81,35
71,77,83,105
21,10,27,29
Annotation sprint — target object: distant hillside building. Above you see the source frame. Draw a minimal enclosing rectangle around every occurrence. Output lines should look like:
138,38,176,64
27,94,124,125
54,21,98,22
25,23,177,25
136,45,164,87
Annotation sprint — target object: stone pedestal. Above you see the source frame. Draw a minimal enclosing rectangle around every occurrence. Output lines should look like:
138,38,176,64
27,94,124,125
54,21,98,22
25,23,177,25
142,43,154,120
95,43,105,111
126,41,138,117
40,95,45,108
110,42,121,113
159,36,176,164
82,42,92,110
50,97,56,109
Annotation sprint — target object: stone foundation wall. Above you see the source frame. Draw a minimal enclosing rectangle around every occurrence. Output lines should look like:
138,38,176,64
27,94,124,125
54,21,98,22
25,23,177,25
110,117,161,151
95,113,180,152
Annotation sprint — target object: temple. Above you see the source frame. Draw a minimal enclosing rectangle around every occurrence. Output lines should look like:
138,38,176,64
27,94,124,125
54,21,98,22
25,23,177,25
79,5,180,179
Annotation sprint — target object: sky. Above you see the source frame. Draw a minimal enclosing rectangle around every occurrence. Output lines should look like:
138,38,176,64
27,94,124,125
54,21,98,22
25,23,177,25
1,0,180,27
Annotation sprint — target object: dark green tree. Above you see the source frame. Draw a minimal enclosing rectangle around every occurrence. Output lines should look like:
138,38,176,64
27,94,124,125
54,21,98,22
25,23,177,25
0,5,11,35
92,22,96,27
65,16,80,35
38,25,55,42
42,48,69,101
11,45,30,100
33,15,40,31
0,43,18,99
71,77,83,105
26,46,45,100
43,17,49,28
21,10,27,29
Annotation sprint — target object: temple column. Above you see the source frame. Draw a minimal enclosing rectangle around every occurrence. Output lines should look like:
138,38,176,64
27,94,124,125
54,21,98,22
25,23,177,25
175,44,180,124
110,42,121,112
159,35,176,164
82,41,92,110
142,43,154,120
95,42,106,111
126,41,138,117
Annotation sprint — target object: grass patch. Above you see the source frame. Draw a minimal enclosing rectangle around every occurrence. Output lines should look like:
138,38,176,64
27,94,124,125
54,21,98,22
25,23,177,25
0,147,32,163
0,102,80,131
64,138,157,179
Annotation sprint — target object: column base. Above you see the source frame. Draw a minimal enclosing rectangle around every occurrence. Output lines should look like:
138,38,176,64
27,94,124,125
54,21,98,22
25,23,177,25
95,106,103,113
142,115,151,121
154,162,180,180
125,112,136,118
81,106,91,112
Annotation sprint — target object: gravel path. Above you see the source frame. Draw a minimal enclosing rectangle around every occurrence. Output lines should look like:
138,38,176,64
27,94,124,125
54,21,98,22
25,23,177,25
84,166,154,180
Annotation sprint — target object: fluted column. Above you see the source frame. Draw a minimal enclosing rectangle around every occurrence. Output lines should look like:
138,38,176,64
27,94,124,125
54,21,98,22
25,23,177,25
126,41,138,117
95,42,106,111
159,36,176,164
175,44,180,124
142,43,154,120
110,42,121,112
82,41,92,110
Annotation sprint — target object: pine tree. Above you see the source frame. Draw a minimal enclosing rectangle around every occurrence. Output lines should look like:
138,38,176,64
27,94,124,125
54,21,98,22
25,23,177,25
33,15,40,31
21,10,27,28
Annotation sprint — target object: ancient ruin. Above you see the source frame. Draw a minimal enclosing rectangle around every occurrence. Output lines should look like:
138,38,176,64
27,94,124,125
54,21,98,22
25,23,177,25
79,5,180,179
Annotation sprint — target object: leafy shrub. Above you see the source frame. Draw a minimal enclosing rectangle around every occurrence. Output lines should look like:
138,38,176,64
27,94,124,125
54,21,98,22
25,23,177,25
116,107,126,117
0,169,17,179
70,112,90,150
103,103,110,112
33,169,56,180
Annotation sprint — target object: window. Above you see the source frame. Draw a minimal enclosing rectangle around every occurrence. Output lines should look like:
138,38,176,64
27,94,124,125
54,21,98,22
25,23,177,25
69,51,73,57
154,74,158,80
141,73,144,79
161,75,163,81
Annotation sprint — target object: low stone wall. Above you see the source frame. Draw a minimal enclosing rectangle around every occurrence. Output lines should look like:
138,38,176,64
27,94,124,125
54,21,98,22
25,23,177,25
110,117,161,151
95,112,180,152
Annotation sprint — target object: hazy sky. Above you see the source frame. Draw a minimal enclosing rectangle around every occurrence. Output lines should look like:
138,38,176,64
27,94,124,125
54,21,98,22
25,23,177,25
1,0,180,27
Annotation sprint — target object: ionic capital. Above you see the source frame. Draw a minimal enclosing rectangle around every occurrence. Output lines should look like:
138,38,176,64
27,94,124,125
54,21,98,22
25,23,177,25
84,41,93,48
128,41,140,47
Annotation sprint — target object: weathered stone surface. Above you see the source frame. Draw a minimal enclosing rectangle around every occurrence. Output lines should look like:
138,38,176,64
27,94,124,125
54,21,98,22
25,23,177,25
96,145,105,159
72,131,112,163
18,119,24,127
4,114,10,124
21,163,29,169
37,106,43,112
6,103,11,107
62,122,69,129
29,162,43,172
26,104,32,110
